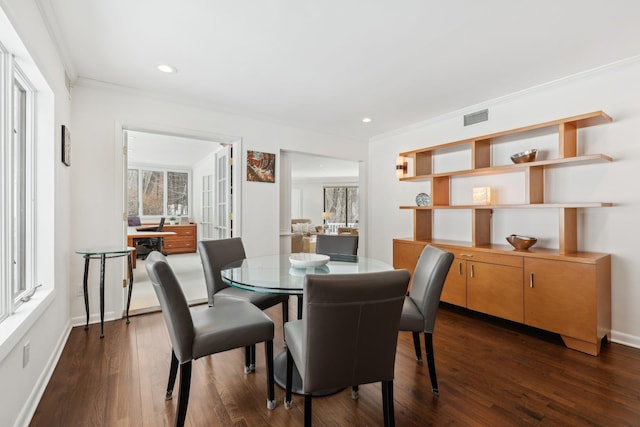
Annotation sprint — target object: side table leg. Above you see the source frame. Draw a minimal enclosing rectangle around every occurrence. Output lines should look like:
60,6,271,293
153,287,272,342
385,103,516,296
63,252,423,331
126,252,134,324
83,255,90,330
100,253,106,338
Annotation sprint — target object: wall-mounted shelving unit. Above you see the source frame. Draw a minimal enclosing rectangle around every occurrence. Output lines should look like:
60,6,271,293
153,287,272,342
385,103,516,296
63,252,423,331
393,111,612,356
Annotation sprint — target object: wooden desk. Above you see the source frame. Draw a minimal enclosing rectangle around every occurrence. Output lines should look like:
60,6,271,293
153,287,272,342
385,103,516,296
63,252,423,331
127,228,176,268
161,223,198,254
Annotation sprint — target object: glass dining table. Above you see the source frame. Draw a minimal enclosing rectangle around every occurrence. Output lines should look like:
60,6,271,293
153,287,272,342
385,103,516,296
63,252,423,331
221,253,395,393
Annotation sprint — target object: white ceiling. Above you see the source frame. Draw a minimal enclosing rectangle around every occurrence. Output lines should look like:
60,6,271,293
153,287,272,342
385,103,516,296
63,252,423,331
39,1,640,141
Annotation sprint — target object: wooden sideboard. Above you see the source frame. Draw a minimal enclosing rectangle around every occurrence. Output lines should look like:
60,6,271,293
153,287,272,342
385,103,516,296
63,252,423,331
162,223,197,255
393,239,611,356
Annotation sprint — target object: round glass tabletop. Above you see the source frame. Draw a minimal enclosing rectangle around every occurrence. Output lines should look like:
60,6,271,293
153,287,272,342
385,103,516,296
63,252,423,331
221,254,394,295
75,247,135,256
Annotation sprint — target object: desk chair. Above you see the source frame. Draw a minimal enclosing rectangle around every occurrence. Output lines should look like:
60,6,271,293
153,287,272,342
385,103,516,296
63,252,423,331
284,270,410,427
199,238,289,371
145,252,276,427
399,245,454,395
137,217,166,259
127,216,142,226
315,234,358,257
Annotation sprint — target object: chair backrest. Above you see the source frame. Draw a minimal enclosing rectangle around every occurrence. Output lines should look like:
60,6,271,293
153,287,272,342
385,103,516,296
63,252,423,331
128,216,141,226
315,234,358,256
156,217,166,232
408,245,454,333
301,269,410,393
145,251,195,363
198,238,247,306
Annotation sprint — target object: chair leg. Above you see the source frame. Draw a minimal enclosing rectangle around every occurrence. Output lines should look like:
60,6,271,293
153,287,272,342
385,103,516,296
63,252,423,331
244,346,251,373
250,344,256,371
282,299,289,348
166,350,179,400
265,340,276,410
382,380,395,427
412,331,423,362
297,295,303,319
304,394,312,427
175,361,192,427
351,385,359,400
285,348,293,409
282,299,289,323
424,332,439,395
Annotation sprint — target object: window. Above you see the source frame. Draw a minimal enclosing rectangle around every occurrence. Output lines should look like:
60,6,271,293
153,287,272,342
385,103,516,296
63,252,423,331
1,48,37,322
127,169,139,216
323,186,359,226
128,168,190,218
167,172,188,216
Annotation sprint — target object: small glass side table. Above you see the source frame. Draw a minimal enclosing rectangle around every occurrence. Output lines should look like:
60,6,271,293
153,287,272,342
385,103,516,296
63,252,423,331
75,247,135,338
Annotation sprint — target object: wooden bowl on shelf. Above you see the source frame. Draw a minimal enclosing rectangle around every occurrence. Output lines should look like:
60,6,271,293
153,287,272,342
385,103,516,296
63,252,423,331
510,149,537,164
506,234,537,250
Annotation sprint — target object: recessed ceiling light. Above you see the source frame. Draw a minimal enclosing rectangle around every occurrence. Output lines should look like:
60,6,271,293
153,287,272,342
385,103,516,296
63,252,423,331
362,117,372,123
157,64,177,74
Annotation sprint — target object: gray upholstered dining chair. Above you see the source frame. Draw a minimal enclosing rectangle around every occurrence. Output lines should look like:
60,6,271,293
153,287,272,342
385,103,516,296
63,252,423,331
284,269,411,427
198,238,289,371
144,251,276,427
399,245,454,395
315,234,359,256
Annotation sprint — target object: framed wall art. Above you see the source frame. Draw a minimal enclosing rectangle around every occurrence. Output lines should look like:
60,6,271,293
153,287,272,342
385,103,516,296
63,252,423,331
246,150,275,183
61,125,71,166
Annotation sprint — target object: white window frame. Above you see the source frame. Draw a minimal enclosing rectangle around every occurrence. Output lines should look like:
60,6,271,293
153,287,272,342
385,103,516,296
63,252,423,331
128,166,191,219
1,47,37,323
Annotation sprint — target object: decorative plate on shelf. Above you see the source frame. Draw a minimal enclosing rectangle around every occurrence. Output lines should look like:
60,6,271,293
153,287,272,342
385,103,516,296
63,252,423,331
416,193,431,206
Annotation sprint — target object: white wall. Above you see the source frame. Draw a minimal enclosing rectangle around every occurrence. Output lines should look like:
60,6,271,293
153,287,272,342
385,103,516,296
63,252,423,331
368,57,640,348
0,1,72,426
68,81,369,327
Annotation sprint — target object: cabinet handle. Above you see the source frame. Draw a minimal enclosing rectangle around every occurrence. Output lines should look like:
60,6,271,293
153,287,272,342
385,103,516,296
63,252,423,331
458,262,462,276
529,272,534,288
460,253,473,257
470,264,474,278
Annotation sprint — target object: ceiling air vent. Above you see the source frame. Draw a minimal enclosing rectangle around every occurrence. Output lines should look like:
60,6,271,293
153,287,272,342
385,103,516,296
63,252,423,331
464,109,488,126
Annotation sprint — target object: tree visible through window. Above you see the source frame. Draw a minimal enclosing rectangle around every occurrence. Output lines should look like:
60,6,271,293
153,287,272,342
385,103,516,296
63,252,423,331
167,172,188,216
324,186,359,225
127,169,139,216
128,168,190,217
142,170,164,216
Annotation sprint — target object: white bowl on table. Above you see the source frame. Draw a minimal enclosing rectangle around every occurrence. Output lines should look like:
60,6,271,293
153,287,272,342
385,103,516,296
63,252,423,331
289,253,330,268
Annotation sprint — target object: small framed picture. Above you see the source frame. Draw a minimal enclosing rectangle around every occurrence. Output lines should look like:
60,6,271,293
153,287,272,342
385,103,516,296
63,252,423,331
246,150,276,183
61,125,71,167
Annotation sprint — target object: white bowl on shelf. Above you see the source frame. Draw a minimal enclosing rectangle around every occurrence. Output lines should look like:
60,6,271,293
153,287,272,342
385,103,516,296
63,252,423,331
289,253,330,268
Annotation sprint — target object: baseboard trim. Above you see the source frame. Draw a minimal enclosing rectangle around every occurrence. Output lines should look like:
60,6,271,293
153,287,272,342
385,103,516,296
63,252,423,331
610,330,640,350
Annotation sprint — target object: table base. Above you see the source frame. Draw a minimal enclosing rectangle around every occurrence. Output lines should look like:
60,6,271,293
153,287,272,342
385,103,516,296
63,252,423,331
80,250,134,338
273,351,344,396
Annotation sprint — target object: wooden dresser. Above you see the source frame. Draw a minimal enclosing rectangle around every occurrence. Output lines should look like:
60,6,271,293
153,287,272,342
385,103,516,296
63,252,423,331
162,223,197,254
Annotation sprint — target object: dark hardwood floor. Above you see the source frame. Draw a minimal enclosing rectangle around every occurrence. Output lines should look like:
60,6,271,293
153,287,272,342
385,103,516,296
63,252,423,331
31,303,640,426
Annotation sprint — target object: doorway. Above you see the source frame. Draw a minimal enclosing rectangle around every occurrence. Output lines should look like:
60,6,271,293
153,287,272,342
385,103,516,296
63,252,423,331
123,129,240,313
284,151,360,248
